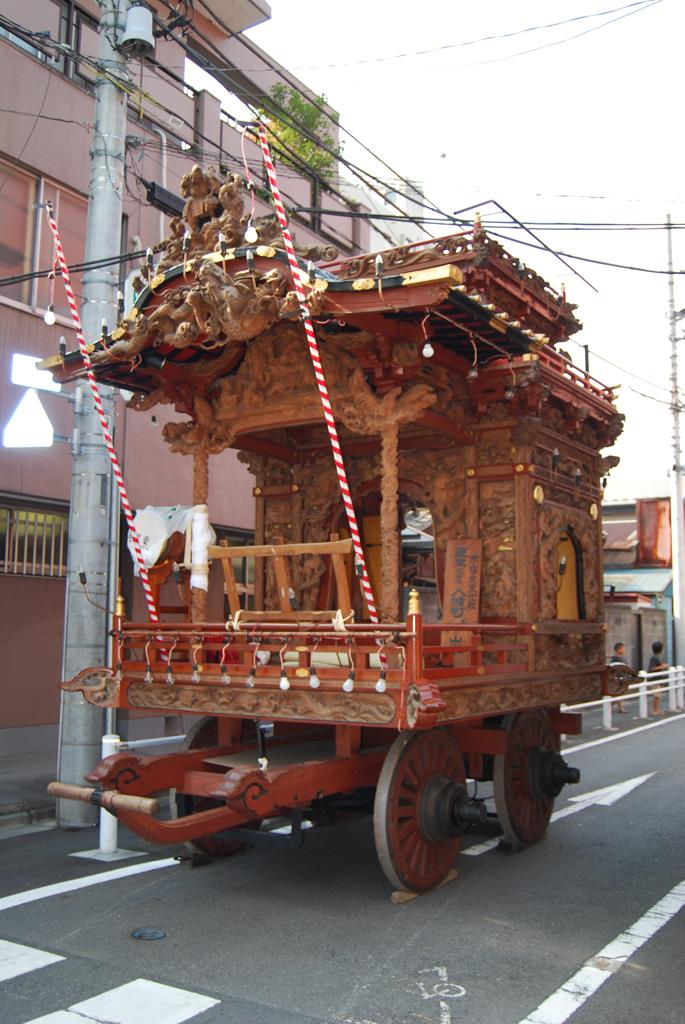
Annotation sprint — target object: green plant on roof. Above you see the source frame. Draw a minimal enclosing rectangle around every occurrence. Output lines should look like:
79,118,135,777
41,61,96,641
258,83,341,180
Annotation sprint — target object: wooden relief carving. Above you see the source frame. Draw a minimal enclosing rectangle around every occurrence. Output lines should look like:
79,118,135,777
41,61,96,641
436,672,603,721
61,668,120,706
127,681,397,725
411,449,469,548
534,633,605,673
479,481,516,618
476,430,513,465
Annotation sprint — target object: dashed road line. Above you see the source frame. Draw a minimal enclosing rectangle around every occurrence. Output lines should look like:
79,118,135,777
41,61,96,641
517,879,685,1023
0,857,179,913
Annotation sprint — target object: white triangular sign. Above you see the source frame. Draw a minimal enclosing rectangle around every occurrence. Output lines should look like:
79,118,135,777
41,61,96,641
2,389,54,448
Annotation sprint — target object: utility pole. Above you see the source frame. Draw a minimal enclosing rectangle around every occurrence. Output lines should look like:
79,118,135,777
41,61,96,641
57,0,131,826
667,214,685,667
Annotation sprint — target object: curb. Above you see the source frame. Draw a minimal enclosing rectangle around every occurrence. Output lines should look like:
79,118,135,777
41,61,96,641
0,800,56,831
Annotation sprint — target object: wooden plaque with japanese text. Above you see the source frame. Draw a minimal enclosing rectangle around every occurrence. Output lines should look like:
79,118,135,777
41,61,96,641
441,540,482,667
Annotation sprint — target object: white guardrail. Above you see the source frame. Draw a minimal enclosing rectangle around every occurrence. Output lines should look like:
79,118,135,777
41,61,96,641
562,666,685,728
95,667,685,857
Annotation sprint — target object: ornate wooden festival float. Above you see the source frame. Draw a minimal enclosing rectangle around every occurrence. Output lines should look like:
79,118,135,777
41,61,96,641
46,163,633,893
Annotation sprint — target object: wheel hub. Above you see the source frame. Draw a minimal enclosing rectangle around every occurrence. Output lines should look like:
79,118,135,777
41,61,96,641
419,776,485,842
528,748,581,800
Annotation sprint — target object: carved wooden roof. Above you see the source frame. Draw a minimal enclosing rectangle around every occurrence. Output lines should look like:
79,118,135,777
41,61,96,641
41,167,620,455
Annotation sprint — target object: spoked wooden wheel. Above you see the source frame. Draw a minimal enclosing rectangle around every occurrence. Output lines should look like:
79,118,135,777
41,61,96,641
373,728,466,893
173,716,247,858
493,709,560,848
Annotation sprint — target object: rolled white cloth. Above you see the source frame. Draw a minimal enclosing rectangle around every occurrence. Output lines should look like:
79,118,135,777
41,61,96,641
190,504,213,592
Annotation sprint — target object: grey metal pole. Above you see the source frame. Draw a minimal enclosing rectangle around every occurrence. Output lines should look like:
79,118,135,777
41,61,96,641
667,214,685,667
57,0,131,826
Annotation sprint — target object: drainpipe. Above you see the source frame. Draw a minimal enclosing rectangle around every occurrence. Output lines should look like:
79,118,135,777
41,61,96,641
149,125,168,241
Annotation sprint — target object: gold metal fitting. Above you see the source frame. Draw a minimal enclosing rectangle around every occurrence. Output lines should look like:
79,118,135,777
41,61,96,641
515,464,525,473
253,486,262,496
466,468,476,477
533,485,545,505
115,594,126,618
408,588,421,615
531,623,538,633
589,502,599,520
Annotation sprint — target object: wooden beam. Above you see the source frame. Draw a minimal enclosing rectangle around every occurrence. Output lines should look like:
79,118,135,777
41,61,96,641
417,411,472,444
233,434,298,463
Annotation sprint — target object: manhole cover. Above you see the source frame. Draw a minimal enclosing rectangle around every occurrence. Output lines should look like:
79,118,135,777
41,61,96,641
130,928,167,941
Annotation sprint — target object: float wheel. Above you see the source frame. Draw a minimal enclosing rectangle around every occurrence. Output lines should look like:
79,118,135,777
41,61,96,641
493,709,559,848
373,728,466,893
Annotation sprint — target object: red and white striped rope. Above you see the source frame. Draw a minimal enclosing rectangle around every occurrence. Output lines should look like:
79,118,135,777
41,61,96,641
44,204,159,623
256,126,381,624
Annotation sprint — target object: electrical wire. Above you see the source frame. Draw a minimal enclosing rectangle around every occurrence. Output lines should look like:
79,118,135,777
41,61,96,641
0,248,147,290
629,386,682,409
483,226,685,276
1,12,374,251
265,1,657,71
169,0,447,231
433,0,662,71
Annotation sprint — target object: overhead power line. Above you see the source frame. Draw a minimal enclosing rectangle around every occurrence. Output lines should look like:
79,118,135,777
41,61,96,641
266,1,658,71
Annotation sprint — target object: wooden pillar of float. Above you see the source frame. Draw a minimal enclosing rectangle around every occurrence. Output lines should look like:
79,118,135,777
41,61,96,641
380,422,400,621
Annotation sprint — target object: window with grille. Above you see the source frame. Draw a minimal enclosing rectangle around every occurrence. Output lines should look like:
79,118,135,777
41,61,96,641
0,506,69,577
0,158,88,315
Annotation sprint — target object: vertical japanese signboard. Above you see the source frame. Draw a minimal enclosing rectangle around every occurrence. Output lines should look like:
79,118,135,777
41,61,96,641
442,540,482,664
443,539,482,623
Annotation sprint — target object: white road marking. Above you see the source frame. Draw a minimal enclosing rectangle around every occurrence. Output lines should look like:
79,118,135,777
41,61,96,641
461,837,499,856
0,939,64,982
565,711,685,753
415,966,465,1024
0,857,179,913
462,773,656,856
517,878,685,1024
22,978,219,1024
552,773,655,822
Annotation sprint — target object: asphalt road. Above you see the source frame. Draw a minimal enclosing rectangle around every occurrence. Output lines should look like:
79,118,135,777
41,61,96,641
1,711,683,1024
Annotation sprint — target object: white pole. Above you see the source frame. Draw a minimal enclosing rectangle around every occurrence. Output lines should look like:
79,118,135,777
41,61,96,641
678,666,685,709
667,216,685,666
668,667,677,712
602,696,613,730
638,673,649,719
98,733,121,855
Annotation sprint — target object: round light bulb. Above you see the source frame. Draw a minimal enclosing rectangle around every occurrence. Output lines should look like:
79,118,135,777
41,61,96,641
279,673,290,691
342,672,355,693
422,342,434,358
44,304,56,326
309,669,320,689
244,222,259,244
375,670,387,694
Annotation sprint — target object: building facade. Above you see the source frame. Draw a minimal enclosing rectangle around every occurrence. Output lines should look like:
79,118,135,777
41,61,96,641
0,0,370,752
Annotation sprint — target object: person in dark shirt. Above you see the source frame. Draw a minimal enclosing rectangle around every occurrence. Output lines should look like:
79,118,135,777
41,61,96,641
608,641,627,712
647,640,668,715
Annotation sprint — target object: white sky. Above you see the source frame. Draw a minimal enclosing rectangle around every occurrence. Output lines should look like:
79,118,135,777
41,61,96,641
241,0,685,502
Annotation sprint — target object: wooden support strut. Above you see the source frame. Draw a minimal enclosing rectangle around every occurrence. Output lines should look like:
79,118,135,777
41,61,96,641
380,422,400,621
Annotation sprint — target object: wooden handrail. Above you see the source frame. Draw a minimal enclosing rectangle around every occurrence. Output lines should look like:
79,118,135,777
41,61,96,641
208,538,353,560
